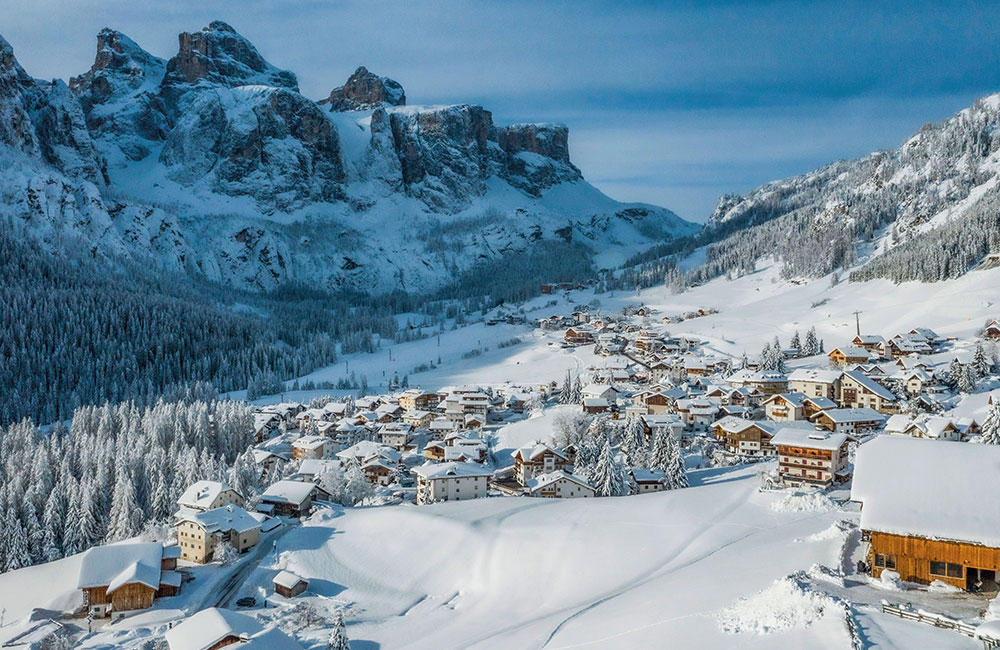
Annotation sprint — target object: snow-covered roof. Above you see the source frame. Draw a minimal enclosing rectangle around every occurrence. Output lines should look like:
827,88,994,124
764,392,808,408
788,369,843,383
803,396,837,410
292,435,326,450
412,461,492,480
813,407,885,423
297,458,339,476
180,505,261,534
770,428,848,450
77,542,164,590
710,416,756,434
630,468,665,483
273,570,307,590
852,436,1000,547
260,480,317,505
830,346,870,358
178,480,237,510
252,449,288,463
165,608,263,650
842,370,897,401
526,470,593,493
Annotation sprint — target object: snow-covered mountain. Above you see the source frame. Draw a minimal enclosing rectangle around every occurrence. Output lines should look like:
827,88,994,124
672,93,1000,286
0,21,695,294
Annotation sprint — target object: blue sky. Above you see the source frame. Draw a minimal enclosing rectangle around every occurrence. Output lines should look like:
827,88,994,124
3,0,999,221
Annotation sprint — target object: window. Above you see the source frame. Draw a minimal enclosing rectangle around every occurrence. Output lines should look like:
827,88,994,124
874,554,895,569
947,563,963,578
930,561,947,576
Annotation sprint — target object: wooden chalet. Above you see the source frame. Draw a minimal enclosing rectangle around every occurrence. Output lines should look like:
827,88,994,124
853,437,1000,591
273,571,309,598
77,542,181,618
828,346,870,366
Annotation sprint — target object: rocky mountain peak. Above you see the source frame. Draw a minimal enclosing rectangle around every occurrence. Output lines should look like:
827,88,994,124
497,123,571,163
320,66,405,111
162,21,298,91
0,35,33,91
69,28,165,110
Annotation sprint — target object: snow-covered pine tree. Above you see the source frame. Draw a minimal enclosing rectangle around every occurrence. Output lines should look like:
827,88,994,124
803,327,819,356
948,358,964,389
973,341,990,379
789,330,801,355
664,436,689,490
3,507,31,572
106,465,143,542
981,403,1000,445
591,439,628,497
959,364,977,394
327,609,350,650
620,416,647,467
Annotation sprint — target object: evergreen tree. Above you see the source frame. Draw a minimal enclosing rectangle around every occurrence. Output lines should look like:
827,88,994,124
958,364,977,394
789,330,801,354
591,439,628,497
620,416,647,467
3,508,31,572
803,327,819,356
981,403,1000,445
973,341,990,379
106,466,143,542
948,358,964,389
327,609,350,650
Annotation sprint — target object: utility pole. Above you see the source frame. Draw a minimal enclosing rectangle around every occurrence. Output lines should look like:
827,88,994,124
852,310,862,336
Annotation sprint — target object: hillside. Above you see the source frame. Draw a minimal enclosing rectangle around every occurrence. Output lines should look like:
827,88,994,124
0,22,695,296
616,92,1000,292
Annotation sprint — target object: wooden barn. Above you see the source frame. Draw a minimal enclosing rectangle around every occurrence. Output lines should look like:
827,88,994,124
852,436,1000,591
77,542,181,618
273,570,309,598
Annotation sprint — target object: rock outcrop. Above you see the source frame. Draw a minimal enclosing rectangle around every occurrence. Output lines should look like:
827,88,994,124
320,66,405,111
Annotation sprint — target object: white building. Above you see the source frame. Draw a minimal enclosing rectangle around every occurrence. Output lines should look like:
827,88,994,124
412,462,492,505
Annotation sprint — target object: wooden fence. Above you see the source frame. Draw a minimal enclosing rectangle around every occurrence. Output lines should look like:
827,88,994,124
881,603,998,647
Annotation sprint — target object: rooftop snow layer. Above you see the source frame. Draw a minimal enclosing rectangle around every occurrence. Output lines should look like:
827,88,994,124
852,436,1000,546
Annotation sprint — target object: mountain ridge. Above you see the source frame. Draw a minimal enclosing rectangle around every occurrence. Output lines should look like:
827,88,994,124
0,21,695,294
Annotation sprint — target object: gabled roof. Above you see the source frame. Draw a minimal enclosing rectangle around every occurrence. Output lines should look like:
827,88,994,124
770,428,848,450
260,480,317,506
710,415,756,434
763,392,808,408
178,481,238,510
412,461,492,479
842,370,897,401
526,470,593,492
829,346,870,358
165,608,264,650
787,369,843,384
273,570,307,590
180,505,261,534
803,396,837,410
812,407,886,424
514,443,568,463
78,542,164,590
852,436,1000,547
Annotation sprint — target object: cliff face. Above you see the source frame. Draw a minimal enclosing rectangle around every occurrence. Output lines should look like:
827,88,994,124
0,22,694,293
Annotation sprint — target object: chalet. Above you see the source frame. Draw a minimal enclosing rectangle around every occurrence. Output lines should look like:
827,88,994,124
429,417,458,438
260,402,304,422
398,389,439,411
630,468,666,493
886,415,963,441
725,369,788,396
296,458,339,482
259,481,326,518
985,320,1000,339
273,571,308,599
882,335,932,358
711,416,777,457
649,361,673,383
165,607,305,650
762,392,808,421
253,412,281,442
362,458,395,486
292,436,326,460
770,428,850,488
177,481,243,516
379,422,413,449
296,408,329,431
828,346,870,366
892,367,935,396
565,326,596,345
403,409,436,428
525,471,595,498
464,413,485,429
413,462,492,505
852,436,1000,591
852,335,886,353
641,414,685,443
802,396,837,419
251,449,287,476
674,398,719,430
725,386,763,408
514,443,571,485
810,407,885,435
583,398,611,414
505,393,527,414
787,369,842,401
77,542,181,618
840,370,898,413
176,505,261,564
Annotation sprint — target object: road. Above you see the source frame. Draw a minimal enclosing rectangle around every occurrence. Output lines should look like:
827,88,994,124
201,523,294,610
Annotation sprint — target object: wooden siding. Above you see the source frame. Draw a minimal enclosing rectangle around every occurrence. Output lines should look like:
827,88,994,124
868,531,1000,589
